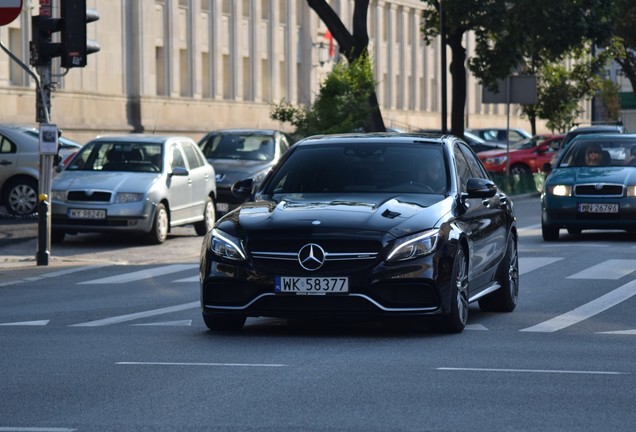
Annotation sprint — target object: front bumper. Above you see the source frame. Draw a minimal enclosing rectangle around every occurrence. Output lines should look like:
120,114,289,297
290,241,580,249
51,199,155,234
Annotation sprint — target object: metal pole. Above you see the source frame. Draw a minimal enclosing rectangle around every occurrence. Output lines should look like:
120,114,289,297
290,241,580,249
440,1,447,134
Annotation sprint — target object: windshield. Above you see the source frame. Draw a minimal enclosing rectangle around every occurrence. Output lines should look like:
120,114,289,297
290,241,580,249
558,138,636,168
66,141,163,173
262,143,448,195
199,133,275,161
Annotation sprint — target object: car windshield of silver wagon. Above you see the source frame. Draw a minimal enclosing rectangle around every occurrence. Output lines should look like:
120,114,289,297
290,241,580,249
262,143,448,195
66,142,163,173
200,133,275,161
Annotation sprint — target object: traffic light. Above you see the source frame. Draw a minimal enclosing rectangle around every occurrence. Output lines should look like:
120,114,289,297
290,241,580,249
30,15,62,66
61,0,100,68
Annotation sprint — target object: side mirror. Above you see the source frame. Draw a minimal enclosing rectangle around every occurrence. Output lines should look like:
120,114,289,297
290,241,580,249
464,178,497,199
169,166,189,177
541,162,552,174
231,178,255,199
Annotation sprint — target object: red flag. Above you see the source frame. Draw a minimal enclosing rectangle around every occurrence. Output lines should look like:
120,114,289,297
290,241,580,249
324,30,335,59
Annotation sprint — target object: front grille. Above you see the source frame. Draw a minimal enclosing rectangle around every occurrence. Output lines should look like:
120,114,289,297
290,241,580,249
248,239,382,274
574,184,623,197
67,190,112,202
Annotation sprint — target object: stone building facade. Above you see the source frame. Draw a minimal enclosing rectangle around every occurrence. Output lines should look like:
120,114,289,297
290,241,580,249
0,0,555,143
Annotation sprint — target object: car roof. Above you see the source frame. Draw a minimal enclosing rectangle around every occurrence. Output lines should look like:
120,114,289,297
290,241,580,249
568,125,625,132
295,132,452,145
89,134,193,143
203,128,280,135
568,133,636,142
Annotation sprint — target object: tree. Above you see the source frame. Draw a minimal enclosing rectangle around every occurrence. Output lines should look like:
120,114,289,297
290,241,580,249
306,0,385,132
614,0,636,94
420,0,619,136
271,54,377,138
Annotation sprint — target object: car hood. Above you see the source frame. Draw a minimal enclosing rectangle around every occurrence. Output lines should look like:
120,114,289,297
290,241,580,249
548,166,636,185
210,159,272,181
217,193,453,239
53,171,160,192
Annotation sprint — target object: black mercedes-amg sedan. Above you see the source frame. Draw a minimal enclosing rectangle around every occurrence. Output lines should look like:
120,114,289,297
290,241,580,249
199,133,518,333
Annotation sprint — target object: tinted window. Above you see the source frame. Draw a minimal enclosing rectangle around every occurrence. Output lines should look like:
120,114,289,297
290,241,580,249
182,141,203,169
262,143,447,195
200,132,276,161
459,143,489,178
453,144,472,193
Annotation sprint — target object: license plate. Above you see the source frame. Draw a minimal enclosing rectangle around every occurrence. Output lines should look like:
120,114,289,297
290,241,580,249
216,202,229,213
68,208,106,219
577,203,619,214
275,276,349,295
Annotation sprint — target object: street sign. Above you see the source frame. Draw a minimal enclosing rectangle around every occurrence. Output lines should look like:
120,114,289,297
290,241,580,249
0,0,22,26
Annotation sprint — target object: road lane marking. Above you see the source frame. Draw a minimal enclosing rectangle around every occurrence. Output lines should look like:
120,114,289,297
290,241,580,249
597,329,636,335
0,320,49,326
520,279,636,333
173,275,199,283
70,301,199,327
437,367,627,375
0,265,110,287
78,264,198,284
567,259,636,280
116,362,286,367
519,257,563,275
132,320,192,326
0,428,76,432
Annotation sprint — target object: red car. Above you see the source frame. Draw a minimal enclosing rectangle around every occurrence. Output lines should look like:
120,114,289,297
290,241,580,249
478,134,565,175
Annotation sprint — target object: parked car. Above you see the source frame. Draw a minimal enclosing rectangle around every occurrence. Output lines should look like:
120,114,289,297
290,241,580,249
51,135,216,244
198,129,292,217
0,124,82,216
478,134,565,175
466,127,532,144
417,129,506,153
541,133,636,241
200,133,518,333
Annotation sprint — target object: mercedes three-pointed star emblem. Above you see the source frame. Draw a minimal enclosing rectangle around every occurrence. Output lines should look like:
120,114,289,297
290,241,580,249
298,243,326,271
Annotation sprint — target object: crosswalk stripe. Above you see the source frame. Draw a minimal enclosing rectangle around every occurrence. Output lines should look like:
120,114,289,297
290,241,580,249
0,320,50,326
78,264,198,284
567,259,636,280
70,301,199,327
520,279,636,333
173,276,199,283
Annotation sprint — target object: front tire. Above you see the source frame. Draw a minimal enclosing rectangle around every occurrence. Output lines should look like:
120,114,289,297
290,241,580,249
432,248,468,333
4,178,38,216
194,197,215,236
203,313,246,331
148,203,168,244
479,233,519,312
541,222,559,241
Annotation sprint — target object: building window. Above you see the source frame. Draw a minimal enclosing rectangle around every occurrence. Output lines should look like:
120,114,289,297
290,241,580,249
9,28,25,86
202,52,211,98
261,59,270,101
262,0,269,20
179,0,188,8
279,0,287,24
156,47,166,96
223,54,231,99
180,49,189,97
243,56,251,100
222,0,230,15
243,0,250,18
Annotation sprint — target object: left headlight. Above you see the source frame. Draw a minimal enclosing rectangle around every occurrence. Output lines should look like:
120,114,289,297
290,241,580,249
626,186,636,197
485,156,507,166
209,228,247,261
115,193,144,203
386,229,440,263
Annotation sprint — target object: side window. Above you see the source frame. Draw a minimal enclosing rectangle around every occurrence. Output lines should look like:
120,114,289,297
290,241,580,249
0,136,16,154
278,135,290,155
181,141,204,169
453,144,472,193
171,144,186,170
459,143,489,179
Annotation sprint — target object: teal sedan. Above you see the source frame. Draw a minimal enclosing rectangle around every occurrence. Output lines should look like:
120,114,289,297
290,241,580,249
541,134,636,241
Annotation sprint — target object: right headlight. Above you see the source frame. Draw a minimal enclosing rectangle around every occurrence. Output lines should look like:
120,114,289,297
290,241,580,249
209,228,246,261
386,229,440,263
547,185,572,197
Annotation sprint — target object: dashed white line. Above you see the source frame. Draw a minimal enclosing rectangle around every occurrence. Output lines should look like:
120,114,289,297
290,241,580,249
437,367,627,375
116,362,286,367
70,301,199,327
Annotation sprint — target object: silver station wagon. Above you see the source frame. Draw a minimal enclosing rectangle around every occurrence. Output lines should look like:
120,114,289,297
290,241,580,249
51,135,217,244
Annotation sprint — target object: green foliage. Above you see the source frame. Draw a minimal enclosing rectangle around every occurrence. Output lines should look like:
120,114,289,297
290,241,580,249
270,54,377,139
598,79,621,121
